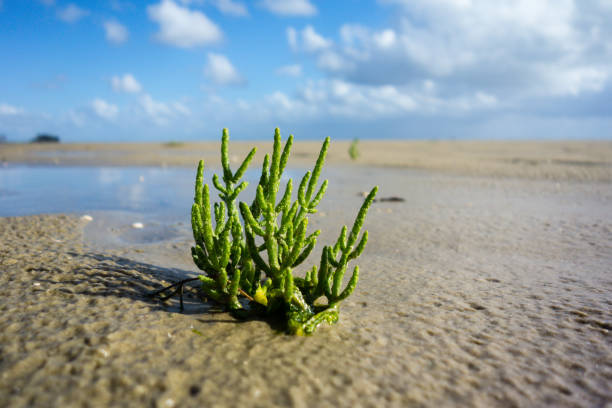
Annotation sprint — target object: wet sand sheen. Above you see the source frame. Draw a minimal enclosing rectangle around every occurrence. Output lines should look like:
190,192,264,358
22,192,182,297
1,144,612,407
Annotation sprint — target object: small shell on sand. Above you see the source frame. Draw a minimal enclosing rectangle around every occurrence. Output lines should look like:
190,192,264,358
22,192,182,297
81,215,93,222
132,222,144,229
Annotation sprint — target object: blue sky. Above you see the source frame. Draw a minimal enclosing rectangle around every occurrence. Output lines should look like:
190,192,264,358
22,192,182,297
1,0,611,142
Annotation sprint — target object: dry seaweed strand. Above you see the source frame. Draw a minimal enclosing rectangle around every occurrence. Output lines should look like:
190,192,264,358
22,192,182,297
152,128,377,334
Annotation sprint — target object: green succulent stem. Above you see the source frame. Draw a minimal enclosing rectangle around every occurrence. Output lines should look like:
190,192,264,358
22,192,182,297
182,127,377,334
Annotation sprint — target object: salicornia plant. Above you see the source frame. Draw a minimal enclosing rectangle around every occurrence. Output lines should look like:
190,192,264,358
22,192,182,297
188,128,377,335
348,137,360,160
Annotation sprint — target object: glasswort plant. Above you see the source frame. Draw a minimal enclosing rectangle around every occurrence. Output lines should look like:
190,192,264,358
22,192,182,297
188,128,376,334
348,138,360,160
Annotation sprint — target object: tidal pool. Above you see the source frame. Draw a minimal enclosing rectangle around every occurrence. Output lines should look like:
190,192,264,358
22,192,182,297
0,165,201,218
0,164,301,247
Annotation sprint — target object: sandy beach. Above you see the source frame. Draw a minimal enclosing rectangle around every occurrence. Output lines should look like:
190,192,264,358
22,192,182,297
2,139,612,181
1,140,611,407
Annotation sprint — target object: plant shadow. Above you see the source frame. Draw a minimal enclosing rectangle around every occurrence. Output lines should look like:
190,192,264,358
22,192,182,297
56,251,222,315
54,251,285,331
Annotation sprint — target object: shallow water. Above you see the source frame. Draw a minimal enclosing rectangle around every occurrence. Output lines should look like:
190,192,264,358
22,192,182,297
0,164,306,219
0,165,202,218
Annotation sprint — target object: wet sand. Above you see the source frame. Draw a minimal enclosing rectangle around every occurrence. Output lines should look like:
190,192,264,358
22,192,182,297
1,141,611,407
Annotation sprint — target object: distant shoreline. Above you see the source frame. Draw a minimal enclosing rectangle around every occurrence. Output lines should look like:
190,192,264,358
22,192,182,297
2,139,612,181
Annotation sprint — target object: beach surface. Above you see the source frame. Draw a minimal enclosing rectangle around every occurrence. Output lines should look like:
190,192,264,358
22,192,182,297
2,139,612,181
1,140,611,407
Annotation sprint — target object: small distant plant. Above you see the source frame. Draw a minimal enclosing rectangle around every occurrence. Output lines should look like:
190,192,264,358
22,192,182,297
154,128,377,335
348,138,360,160
163,141,184,148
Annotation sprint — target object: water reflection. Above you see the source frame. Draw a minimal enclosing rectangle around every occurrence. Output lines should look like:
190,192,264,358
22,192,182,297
98,168,124,185
0,165,209,217
0,165,308,218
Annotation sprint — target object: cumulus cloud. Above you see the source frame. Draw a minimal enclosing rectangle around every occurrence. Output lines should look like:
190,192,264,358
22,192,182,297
288,0,612,118
317,51,351,72
147,0,222,48
204,53,245,85
213,0,248,16
260,0,316,16
373,29,396,49
57,4,89,23
302,26,332,52
544,67,608,97
110,0,134,11
171,101,191,115
286,27,298,51
287,25,332,52
0,103,23,115
276,64,302,77
104,20,129,44
229,78,500,125
111,74,142,94
67,109,86,127
181,0,247,15
139,94,190,125
140,94,170,118
91,99,118,120
291,80,417,118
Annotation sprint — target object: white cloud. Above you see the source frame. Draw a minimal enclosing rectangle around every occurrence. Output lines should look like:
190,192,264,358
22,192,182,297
172,101,191,115
287,27,298,51
545,67,608,96
139,94,190,125
317,51,351,72
475,92,497,106
147,0,222,48
372,1,611,97
68,109,86,127
91,99,118,120
276,64,302,77
0,103,23,115
57,4,89,23
198,79,497,127
246,78,503,122
302,26,332,52
287,25,332,53
260,0,316,16
286,0,612,114
110,0,134,11
213,0,248,16
104,20,129,44
140,94,170,117
111,74,142,94
266,91,294,110
373,29,396,49
204,53,245,85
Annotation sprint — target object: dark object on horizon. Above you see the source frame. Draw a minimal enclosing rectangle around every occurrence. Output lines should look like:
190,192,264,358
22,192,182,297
378,196,405,202
31,133,60,143
0,134,6,143
357,191,405,203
